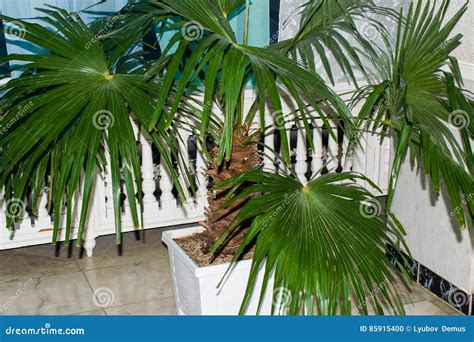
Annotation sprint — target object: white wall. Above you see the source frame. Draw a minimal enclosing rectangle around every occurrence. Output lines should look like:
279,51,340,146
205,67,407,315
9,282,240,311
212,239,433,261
391,159,473,292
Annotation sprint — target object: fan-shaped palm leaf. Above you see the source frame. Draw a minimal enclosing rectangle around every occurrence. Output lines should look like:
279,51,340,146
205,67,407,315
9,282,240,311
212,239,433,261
211,168,409,315
0,8,191,246
119,0,357,164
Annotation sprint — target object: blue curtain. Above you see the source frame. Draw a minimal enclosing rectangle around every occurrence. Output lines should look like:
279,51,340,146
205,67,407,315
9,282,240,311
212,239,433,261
1,0,127,56
1,0,271,77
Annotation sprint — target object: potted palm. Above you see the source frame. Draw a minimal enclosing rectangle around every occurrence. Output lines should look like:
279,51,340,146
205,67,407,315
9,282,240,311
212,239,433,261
121,0,410,315
135,0,473,315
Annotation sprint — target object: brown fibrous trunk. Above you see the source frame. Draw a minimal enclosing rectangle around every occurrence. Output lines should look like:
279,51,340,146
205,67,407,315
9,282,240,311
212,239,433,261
200,126,260,255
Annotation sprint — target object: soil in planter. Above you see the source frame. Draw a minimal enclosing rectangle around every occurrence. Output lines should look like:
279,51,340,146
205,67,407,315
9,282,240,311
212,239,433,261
175,232,254,267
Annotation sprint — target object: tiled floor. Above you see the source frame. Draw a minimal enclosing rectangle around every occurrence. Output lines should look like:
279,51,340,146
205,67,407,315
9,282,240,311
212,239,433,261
0,227,462,316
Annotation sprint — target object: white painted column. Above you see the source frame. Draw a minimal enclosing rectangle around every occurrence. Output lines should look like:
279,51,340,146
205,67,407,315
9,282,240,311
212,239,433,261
160,154,176,210
104,152,114,217
311,123,323,177
262,130,274,172
196,148,207,200
83,182,100,257
295,126,307,182
35,188,51,229
141,129,158,208
0,188,5,232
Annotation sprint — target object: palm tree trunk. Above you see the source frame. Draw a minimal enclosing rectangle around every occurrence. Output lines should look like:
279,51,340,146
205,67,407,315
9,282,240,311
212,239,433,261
201,126,260,255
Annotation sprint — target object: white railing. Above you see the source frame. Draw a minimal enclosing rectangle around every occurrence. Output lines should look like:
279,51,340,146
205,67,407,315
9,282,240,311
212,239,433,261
0,85,392,255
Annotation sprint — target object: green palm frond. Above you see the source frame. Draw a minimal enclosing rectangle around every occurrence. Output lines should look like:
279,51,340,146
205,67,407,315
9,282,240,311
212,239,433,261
0,8,190,246
120,0,357,165
354,0,473,229
211,169,409,315
272,0,395,85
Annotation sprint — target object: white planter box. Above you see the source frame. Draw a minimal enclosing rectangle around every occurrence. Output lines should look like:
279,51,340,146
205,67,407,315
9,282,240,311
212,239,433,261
162,226,274,315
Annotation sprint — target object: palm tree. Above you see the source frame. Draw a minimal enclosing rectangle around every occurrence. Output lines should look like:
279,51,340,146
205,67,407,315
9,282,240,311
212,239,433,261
353,0,473,228
115,0,394,253
0,6,195,245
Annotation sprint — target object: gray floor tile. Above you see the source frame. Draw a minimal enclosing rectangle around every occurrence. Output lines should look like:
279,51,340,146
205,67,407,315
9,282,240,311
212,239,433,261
0,271,98,315
105,297,177,315
0,244,80,284
83,259,173,308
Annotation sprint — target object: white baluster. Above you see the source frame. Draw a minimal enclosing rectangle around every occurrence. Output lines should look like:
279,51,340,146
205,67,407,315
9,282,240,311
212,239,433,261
141,129,158,209
195,146,207,223
17,195,32,231
381,136,392,194
104,152,114,216
311,123,323,177
0,188,5,230
83,181,100,257
352,131,368,188
280,122,292,175
196,148,207,200
35,188,51,229
295,125,307,182
263,130,274,172
179,129,197,217
160,154,176,210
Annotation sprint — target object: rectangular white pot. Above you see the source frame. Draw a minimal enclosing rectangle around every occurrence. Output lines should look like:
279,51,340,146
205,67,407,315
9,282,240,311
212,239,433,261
162,226,274,315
